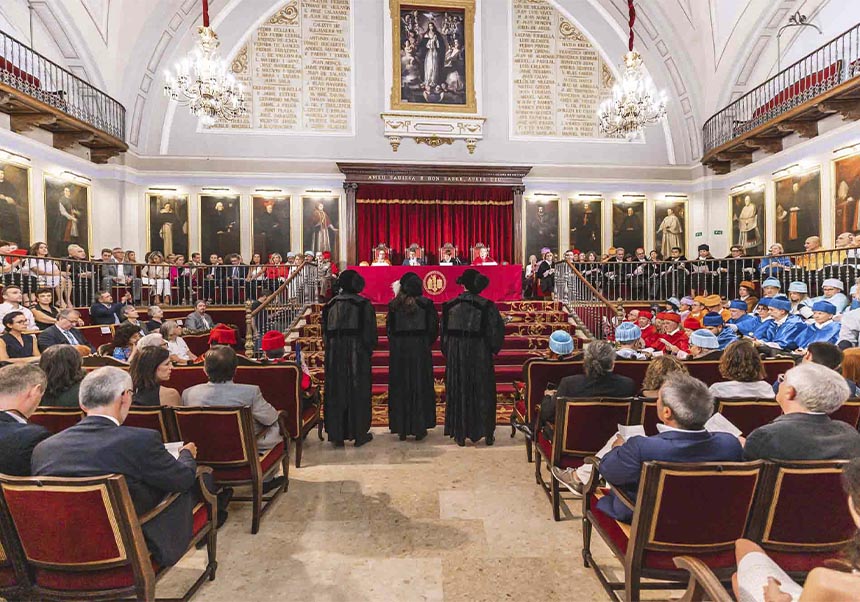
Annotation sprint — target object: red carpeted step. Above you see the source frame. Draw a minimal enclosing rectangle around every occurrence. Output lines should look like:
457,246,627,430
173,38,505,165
371,364,522,384
367,322,571,336
372,381,518,395
370,349,543,366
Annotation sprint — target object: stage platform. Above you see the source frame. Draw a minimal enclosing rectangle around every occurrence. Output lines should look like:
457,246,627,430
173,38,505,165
351,265,522,304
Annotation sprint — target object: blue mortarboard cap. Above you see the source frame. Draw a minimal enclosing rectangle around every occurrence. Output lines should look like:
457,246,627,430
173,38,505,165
702,312,724,326
690,329,719,349
762,278,781,288
548,330,574,355
812,300,837,314
615,322,642,343
787,281,808,293
729,300,748,311
769,296,791,312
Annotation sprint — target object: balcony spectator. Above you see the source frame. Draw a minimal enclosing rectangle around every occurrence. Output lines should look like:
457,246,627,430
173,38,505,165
64,243,95,307
37,308,93,354
172,254,193,305
129,346,180,407
743,362,860,461
25,241,71,308
794,235,825,271
141,252,172,305
89,289,132,325
185,300,215,332
100,247,140,301
146,305,164,332
759,243,792,277
245,253,267,299
0,285,36,333
0,311,39,363
39,344,86,407
160,320,197,364
708,340,774,399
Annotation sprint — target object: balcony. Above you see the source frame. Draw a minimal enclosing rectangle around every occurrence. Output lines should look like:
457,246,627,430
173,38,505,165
0,29,127,163
703,23,860,174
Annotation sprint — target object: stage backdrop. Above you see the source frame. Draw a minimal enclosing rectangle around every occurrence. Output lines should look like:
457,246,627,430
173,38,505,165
356,184,513,264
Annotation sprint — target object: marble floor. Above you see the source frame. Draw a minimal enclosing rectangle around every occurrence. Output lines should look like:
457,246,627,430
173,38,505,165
156,428,684,602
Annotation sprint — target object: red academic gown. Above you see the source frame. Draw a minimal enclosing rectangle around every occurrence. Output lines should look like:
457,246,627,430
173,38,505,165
650,327,690,352
640,324,660,348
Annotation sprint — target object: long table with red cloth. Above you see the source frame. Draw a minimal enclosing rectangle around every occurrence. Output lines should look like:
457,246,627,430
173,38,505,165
351,265,522,304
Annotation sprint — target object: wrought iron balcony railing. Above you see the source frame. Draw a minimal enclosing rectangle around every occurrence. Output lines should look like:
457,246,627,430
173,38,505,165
0,28,126,142
703,22,860,157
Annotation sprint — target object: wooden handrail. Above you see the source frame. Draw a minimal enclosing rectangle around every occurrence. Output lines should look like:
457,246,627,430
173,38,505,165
248,261,309,318
563,259,623,315
244,261,312,357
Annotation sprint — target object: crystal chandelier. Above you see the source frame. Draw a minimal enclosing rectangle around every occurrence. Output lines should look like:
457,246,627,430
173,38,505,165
163,0,246,127
597,1,667,139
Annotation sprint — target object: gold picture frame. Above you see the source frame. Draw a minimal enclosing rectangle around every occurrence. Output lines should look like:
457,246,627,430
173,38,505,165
833,151,860,242
145,193,190,258
523,196,559,261
611,197,645,255
250,194,291,260
198,193,242,260
653,198,689,258
43,175,92,256
729,187,766,256
0,156,33,248
569,197,604,256
773,167,821,255
389,0,477,114
301,195,340,264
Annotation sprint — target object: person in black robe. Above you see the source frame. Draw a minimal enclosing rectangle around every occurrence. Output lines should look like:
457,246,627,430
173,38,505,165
387,272,439,441
441,269,505,446
322,269,377,447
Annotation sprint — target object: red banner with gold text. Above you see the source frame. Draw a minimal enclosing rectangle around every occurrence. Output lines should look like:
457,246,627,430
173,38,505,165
351,265,522,304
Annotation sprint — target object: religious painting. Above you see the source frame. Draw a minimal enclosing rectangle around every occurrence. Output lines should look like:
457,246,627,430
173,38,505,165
774,169,821,254
44,176,90,256
834,153,860,236
611,198,644,257
390,0,477,113
654,199,688,259
199,194,241,260
569,198,603,255
524,197,558,261
302,196,339,263
252,195,291,259
0,160,31,248
731,189,766,256
147,194,189,258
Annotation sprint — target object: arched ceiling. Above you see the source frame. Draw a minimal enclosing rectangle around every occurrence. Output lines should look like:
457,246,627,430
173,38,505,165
0,0,853,166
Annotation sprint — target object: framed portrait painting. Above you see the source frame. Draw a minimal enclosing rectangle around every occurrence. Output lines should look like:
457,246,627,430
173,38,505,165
611,198,644,256
730,189,765,256
147,194,189,258
302,196,340,263
834,153,860,236
252,195,291,260
390,0,477,113
524,197,558,261
654,198,688,258
0,159,31,248
774,169,821,254
199,194,241,260
44,176,91,256
569,198,603,256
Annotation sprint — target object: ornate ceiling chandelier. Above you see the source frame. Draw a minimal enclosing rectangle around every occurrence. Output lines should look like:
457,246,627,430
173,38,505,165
163,0,246,127
597,0,667,139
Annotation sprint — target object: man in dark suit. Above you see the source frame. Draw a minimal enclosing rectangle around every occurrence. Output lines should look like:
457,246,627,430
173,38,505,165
224,254,248,298
89,290,132,325
0,364,50,476
592,373,743,523
744,362,860,461
402,248,425,266
37,308,95,353
31,366,227,566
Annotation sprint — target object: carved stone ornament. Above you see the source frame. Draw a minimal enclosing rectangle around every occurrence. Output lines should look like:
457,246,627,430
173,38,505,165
231,45,248,75
269,1,299,25
559,19,585,41
381,112,486,153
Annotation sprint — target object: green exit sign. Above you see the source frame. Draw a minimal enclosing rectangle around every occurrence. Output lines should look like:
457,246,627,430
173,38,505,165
695,232,703,237
713,230,723,235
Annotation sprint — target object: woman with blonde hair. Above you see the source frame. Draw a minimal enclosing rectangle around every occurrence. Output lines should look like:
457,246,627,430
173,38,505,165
141,252,171,305
709,339,774,399
640,355,688,398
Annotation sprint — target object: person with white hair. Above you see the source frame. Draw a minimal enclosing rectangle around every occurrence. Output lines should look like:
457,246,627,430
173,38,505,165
32,366,230,566
743,362,860,461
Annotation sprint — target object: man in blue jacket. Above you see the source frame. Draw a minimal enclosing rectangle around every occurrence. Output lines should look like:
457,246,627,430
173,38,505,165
596,373,744,523
726,299,759,337
795,300,840,349
702,312,737,350
755,295,806,351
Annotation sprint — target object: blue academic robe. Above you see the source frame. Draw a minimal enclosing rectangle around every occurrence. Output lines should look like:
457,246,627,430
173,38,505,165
728,314,760,337
762,315,806,350
752,318,775,340
715,327,737,350
796,321,840,348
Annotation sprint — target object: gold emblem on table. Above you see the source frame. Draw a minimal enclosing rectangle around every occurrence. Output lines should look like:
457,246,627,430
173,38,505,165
423,271,447,296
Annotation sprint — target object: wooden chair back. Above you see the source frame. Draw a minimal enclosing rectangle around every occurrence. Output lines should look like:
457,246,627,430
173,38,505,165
124,406,177,442
715,399,783,436
29,407,83,434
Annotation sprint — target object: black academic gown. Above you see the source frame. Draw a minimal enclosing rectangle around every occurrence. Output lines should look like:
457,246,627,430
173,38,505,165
387,297,439,438
322,292,378,442
441,292,505,443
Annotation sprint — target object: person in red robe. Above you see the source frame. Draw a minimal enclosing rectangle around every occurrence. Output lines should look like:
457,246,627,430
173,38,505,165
650,312,689,353
636,311,660,348
472,246,497,266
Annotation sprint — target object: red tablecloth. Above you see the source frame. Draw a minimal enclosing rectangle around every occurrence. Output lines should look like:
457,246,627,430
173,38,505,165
351,265,522,304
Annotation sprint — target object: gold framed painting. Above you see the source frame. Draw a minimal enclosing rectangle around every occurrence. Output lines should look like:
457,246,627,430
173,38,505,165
390,0,477,113
199,194,241,260
611,198,645,255
0,158,31,248
773,168,821,254
730,188,765,256
251,195,291,260
654,198,688,258
302,195,340,264
146,193,189,258
834,152,860,237
524,196,558,261
44,175,91,256
569,197,603,256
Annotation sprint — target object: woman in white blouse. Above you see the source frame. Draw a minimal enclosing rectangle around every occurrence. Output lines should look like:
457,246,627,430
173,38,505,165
25,241,71,308
708,340,776,399
141,252,172,305
160,319,197,364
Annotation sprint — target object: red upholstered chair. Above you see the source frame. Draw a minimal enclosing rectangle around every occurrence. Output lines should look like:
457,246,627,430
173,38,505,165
124,407,177,443
747,460,855,577
0,471,216,602
672,557,734,602
509,357,581,463
0,534,25,602
638,399,659,435
534,398,633,521
171,406,290,534
29,407,83,434
582,460,765,602
829,399,860,428
715,399,783,436
761,359,795,384
77,324,115,349
370,244,392,264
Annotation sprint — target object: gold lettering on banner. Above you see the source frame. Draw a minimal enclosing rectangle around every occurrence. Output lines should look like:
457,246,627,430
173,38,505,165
423,271,447,295
511,0,614,138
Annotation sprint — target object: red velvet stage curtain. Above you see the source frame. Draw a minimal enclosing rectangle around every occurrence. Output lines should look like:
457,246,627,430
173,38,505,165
356,184,514,264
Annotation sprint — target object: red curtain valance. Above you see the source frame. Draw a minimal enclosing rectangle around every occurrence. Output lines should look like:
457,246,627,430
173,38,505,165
355,184,514,265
